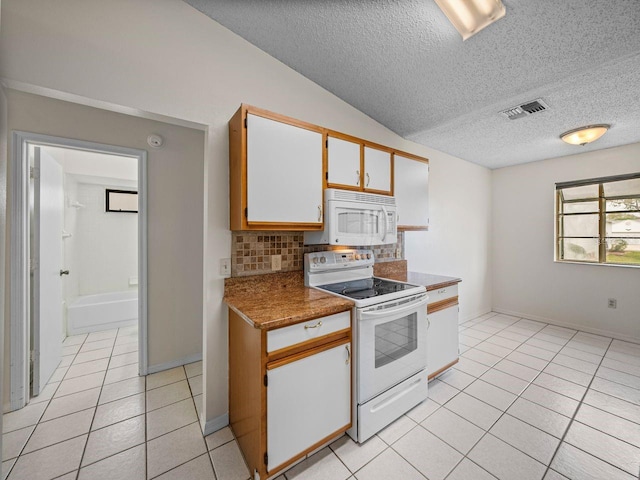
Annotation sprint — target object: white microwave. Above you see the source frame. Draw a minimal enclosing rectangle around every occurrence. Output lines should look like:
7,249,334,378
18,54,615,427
304,189,397,246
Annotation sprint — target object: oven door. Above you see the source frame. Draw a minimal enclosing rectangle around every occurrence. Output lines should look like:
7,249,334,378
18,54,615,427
328,201,396,246
357,293,428,403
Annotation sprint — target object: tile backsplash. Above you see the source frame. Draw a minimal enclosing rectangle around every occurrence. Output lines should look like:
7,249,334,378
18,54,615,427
231,231,404,277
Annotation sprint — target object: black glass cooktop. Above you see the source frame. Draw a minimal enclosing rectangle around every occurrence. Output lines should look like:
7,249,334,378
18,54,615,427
318,277,418,300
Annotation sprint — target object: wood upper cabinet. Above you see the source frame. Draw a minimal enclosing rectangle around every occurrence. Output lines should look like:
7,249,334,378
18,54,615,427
394,153,429,229
229,105,324,231
326,132,393,195
327,135,361,189
363,146,393,194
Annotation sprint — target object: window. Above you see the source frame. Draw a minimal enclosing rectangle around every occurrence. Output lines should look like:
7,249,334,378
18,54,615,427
106,189,138,213
556,173,640,266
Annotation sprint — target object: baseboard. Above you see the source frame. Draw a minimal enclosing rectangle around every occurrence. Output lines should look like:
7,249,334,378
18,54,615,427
492,308,640,345
202,412,229,436
147,352,203,374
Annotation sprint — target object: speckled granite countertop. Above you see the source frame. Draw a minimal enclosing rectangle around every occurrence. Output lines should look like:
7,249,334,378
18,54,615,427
406,272,461,291
373,260,461,290
224,271,354,330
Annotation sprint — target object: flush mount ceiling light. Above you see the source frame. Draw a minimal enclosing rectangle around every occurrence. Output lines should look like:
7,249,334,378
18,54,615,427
434,0,506,40
560,124,610,146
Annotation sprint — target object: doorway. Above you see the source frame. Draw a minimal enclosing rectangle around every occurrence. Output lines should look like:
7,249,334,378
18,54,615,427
10,132,148,410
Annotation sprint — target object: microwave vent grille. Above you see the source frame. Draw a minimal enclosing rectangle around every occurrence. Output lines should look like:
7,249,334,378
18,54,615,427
331,189,396,206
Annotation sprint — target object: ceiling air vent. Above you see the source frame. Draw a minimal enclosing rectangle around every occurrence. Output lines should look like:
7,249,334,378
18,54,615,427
500,99,549,120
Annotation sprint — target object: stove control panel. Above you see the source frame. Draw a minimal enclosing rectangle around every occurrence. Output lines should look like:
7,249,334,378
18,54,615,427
305,249,374,271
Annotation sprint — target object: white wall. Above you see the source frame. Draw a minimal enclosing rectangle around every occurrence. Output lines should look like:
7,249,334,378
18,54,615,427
493,142,640,341
71,180,138,296
0,0,492,430
405,154,493,322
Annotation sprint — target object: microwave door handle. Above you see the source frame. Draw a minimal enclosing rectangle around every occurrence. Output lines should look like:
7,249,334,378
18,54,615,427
381,206,388,243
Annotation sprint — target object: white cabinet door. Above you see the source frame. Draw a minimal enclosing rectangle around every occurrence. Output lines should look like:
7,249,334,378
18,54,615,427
363,146,392,193
246,114,323,225
327,136,361,188
267,342,351,472
427,306,459,378
394,155,429,228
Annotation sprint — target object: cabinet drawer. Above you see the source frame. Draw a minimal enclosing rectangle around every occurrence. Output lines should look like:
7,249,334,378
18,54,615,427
427,284,458,305
267,311,351,353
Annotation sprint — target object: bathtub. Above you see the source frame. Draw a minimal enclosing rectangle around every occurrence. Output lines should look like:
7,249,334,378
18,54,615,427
67,291,138,335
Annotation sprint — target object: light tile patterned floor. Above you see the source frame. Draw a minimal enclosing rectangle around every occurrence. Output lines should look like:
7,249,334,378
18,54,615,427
3,313,640,480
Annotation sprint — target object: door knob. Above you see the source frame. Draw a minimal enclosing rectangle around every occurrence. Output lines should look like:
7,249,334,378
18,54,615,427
59,270,70,276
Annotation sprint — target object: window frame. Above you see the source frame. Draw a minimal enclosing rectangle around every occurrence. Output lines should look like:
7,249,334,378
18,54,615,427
555,172,640,267
105,188,139,213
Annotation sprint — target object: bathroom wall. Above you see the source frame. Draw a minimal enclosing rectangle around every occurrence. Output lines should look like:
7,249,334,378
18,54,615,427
72,179,138,296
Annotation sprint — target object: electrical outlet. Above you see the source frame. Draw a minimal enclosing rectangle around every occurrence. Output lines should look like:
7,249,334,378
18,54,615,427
608,298,617,309
271,254,282,271
396,248,402,259
219,258,231,276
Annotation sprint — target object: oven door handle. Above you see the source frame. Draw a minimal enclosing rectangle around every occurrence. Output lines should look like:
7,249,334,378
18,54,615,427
360,297,428,318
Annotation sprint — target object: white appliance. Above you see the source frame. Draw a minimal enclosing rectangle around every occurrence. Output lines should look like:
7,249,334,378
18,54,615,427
305,249,428,442
304,189,397,246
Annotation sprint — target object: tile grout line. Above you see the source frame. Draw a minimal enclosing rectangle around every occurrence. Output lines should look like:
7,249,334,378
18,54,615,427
540,336,638,479
73,328,121,479
3,331,92,480
437,324,585,479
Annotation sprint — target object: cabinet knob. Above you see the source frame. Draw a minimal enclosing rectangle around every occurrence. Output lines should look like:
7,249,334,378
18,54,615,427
366,172,370,187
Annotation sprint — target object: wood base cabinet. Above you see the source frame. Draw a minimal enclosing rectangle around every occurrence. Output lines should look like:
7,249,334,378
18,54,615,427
427,284,460,379
229,309,352,479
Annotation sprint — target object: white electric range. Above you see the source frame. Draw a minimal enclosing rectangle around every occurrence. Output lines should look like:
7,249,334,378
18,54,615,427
305,249,429,442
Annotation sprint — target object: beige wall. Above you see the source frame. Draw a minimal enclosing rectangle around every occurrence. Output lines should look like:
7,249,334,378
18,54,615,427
2,90,205,408
493,143,640,341
0,79,8,445
0,0,492,429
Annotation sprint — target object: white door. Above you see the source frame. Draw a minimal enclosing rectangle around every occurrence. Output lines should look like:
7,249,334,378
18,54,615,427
327,136,361,188
246,114,323,225
32,147,64,396
267,342,351,472
427,306,459,378
363,146,392,193
394,154,429,228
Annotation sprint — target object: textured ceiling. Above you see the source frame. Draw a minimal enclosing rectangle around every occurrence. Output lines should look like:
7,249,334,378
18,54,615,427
184,0,640,168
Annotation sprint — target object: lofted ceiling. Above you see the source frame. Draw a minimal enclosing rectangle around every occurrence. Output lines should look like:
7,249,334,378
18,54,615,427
184,0,640,169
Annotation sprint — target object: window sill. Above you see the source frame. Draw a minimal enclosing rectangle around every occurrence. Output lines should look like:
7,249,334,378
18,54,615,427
554,259,640,269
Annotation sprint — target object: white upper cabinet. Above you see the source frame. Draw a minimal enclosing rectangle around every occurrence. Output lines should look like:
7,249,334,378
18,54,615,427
363,146,392,194
245,113,323,226
327,135,361,189
394,154,429,229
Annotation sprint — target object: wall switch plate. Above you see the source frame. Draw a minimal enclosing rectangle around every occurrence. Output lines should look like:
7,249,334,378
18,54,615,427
271,254,282,271
608,298,617,309
220,258,231,277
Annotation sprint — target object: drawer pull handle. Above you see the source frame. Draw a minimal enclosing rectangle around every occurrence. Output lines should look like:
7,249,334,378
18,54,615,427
304,321,323,330
356,170,360,185
345,345,351,365
427,318,431,330
366,172,370,187
437,289,447,294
